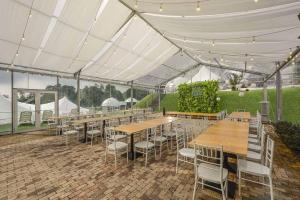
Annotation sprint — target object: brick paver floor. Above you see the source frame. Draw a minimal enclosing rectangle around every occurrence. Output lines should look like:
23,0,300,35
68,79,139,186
0,125,299,200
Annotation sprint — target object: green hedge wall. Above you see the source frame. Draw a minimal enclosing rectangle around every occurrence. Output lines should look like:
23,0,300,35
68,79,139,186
177,81,220,113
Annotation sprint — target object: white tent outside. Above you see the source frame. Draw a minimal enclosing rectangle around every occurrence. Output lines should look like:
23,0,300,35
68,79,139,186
125,97,138,103
101,97,120,107
188,66,220,83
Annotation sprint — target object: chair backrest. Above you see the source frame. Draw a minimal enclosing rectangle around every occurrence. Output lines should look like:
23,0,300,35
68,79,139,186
264,136,274,171
42,110,53,122
19,111,32,123
176,127,186,150
194,144,224,181
237,109,246,112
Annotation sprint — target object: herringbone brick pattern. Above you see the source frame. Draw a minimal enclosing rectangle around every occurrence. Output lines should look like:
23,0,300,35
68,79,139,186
0,125,299,200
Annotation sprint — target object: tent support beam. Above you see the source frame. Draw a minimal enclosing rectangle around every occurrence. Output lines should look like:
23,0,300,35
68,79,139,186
264,46,300,82
11,70,14,134
275,64,282,122
130,81,133,110
56,76,59,118
76,71,81,115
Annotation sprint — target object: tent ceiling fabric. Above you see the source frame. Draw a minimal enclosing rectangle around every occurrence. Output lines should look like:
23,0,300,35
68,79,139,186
1,0,299,87
123,0,300,76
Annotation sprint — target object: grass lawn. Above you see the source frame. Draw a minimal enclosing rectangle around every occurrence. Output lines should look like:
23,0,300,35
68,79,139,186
158,87,300,124
0,123,48,134
135,93,158,108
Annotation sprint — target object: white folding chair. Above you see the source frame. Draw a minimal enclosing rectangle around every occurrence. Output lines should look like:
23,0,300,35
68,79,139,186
238,136,274,200
105,128,128,169
62,125,79,146
175,127,196,173
151,125,168,158
193,144,228,200
86,122,102,145
134,127,156,167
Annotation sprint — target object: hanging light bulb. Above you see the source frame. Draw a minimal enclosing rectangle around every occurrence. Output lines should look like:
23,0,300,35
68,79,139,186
159,3,163,12
22,35,25,41
250,57,254,61
220,57,224,62
16,52,19,57
29,12,32,18
252,36,255,43
134,0,138,9
254,0,258,3
212,40,215,47
196,1,200,12
84,40,88,45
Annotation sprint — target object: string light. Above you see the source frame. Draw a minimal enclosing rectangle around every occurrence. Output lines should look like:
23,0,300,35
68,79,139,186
212,40,215,47
254,0,258,3
196,1,200,12
159,3,163,12
16,52,19,57
22,36,25,41
252,36,255,43
29,12,32,18
134,0,138,9
250,57,254,61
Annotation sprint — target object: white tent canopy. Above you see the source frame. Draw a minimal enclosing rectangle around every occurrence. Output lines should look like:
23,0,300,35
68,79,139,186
101,97,120,107
189,66,220,83
0,0,299,87
125,97,138,103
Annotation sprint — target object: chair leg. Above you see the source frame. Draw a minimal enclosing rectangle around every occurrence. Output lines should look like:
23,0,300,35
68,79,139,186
160,145,162,158
221,181,226,200
176,153,179,174
91,135,93,146
105,149,107,163
201,179,204,189
238,170,242,197
126,148,129,164
145,151,148,167
192,178,197,200
269,176,273,200
114,152,117,169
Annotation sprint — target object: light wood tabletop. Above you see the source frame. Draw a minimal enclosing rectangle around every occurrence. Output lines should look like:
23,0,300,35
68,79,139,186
166,111,219,117
189,119,249,156
228,112,251,121
71,113,134,125
114,116,177,135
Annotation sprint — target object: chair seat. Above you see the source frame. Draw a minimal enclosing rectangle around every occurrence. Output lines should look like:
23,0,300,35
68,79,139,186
114,134,126,140
238,159,270,176
248,138,259,144
63,130,78,135
152,136,167,143
108,142,127,151
197,163,228,183
57,125,68,129
75,126,84,130
248,143,261,152
247,150,262,161
163,131,176,137
135,141,155,149
87,130,101,135
249,133,257,138
179,148,199,158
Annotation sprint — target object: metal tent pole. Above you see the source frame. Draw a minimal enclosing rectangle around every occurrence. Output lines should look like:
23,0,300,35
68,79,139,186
275,65,282,122
130,81,133,110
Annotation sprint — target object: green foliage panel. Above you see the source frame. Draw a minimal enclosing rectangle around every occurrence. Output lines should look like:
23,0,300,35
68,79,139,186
177,81,220,113
135,93,158,108
160,87,300,125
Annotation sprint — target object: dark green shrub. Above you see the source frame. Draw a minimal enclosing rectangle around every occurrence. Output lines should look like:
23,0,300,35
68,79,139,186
177,81,220,113
274,121,300,152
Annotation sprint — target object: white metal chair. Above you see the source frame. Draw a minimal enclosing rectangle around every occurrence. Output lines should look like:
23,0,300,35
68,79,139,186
163,122,177,150
238,136,274,200
151,125,168,158
86,122,102,145
193,144,228,200
247,128,266,162
134,128,156,167
62,125,79,146
175,127,196,173
105,128,128,168
56,117,69,135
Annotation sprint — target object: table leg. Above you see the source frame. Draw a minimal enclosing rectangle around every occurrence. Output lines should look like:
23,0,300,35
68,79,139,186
83,122,87,142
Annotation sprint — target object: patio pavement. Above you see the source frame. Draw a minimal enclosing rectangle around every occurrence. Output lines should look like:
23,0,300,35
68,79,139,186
0,125,299,200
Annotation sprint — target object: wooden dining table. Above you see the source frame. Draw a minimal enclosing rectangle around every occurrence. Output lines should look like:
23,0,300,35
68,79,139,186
166,111,219,120
114,116,177,160
189,119,249,198
227,112,251,122
71,113,138,142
